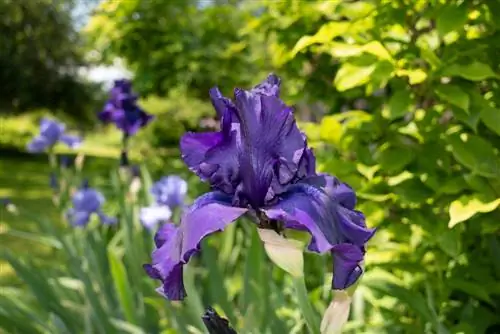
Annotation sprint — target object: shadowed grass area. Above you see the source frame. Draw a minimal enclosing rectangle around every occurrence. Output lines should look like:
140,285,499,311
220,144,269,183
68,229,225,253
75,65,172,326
0,150,122,284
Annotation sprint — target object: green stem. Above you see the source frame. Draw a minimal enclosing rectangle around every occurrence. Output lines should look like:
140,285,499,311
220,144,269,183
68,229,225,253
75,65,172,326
183,265,207,331
292,276,320,334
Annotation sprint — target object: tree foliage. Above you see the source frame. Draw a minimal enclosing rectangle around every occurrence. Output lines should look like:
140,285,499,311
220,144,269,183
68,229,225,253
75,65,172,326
0,0,95,116
85,0,265,99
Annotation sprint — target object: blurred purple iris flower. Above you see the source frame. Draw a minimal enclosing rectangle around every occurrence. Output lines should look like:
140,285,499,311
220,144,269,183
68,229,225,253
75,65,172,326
66,182,116,227
144,74,375,300
27,118,81,153
140,176,188,230
99,79,154,136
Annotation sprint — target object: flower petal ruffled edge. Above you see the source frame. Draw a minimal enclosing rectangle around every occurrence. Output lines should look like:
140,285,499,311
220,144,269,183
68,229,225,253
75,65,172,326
262,175,375,289
144,191,247,300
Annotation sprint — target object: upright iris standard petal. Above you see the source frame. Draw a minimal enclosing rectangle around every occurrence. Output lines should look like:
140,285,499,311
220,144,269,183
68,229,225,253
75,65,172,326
180,74,310,206
27,118,81,152
263,176,375,290
27,136,50,153
144,192,247,300
150,175,188,209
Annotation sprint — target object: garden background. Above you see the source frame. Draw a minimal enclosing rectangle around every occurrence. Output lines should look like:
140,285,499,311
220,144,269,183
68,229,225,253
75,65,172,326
1,0,500,333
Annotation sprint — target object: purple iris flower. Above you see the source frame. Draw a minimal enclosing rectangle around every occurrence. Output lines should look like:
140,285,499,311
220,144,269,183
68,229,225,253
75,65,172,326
140,176,188,230
98,79,154,136
144,74,375,300
27,118,81,153
150,176,188,209
66,183,116,227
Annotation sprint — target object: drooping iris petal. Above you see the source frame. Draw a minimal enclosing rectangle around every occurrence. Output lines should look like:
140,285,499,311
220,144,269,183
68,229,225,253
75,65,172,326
27,136,50,153
144,191,248,300
67,209,91,227
331,244,364,289
140,205,172,230
60,134,82,149
98,212,117,225
262,177,374,289
154,223,177,248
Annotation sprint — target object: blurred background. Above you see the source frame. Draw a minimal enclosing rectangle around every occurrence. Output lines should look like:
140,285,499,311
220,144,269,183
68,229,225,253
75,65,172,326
1,0,500,333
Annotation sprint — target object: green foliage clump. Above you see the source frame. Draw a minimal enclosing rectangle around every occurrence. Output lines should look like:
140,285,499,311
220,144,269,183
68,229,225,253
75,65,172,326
136,87,214,149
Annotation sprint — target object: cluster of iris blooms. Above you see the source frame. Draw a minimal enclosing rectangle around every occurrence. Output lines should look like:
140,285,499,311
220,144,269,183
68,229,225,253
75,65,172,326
22,75,374,333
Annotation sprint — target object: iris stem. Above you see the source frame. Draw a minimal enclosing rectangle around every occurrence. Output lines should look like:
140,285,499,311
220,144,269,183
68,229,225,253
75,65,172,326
292,276,320,334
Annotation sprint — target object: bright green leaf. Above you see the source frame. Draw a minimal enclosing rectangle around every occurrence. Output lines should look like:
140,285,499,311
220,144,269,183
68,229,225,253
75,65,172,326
291,22,349,57
320,116,343,145
448,195,500,228
362,41,392,61
443,61,498,81
420,47,441,69
376,145,415,174
436,4,468,36
396,69,428,84
435,84,469,111
452,107,481,132
334,63,376,91
437,229,461,257
387,89,412,120
447,133,500,178
448,279,494,305
480,107,500,136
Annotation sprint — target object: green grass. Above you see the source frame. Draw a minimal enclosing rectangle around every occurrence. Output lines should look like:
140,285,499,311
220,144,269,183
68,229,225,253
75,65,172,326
0,151,120,282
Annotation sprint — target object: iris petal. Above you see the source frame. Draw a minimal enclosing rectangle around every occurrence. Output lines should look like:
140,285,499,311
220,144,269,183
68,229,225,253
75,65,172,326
331,244,364,289
145,191,247,300
67,210,91,227
154,223,177,248
60,134,82,149
40,118,65,143
263,176,374,289
140,205,172,230
98,211,117,225
26,136,50,153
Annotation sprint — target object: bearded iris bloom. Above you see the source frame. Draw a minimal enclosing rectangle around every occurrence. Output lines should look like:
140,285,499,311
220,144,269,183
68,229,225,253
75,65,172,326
144,74,375,300
140,176,188,230
27,118,81,153
99,79,153,136
66,182,116,227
